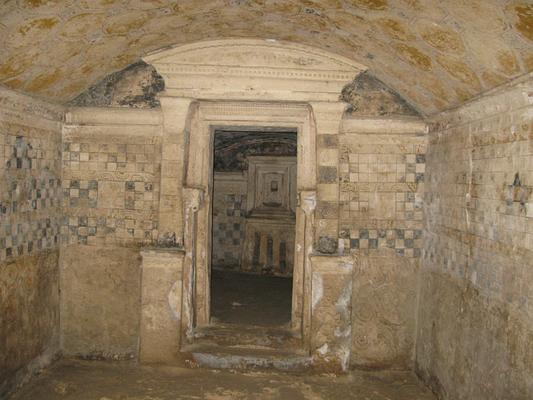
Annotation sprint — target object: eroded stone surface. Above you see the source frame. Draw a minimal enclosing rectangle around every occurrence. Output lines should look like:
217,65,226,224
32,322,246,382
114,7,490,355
68,61,164,108
0,250,60,398
0,88,63,399
60,245,142,360
351,253,419,369
309,255,353,372
341,72,420,117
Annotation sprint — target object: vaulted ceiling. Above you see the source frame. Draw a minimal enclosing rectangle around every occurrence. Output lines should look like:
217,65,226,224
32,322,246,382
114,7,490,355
0,0,532,115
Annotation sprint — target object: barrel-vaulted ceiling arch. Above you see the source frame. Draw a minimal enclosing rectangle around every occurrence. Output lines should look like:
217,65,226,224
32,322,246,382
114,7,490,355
0,0,532,115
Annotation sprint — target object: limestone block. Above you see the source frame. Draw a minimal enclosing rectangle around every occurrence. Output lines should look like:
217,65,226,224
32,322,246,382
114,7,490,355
139,248,185,364
309,255,353,372
60,245,141,358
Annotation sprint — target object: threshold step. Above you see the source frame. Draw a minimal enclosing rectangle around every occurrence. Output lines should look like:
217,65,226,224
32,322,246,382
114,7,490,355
192,323,302,352
184,344,312,371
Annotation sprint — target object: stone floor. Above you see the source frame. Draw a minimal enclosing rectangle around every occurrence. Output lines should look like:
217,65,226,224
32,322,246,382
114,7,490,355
11,359,437,400
211,269,292,326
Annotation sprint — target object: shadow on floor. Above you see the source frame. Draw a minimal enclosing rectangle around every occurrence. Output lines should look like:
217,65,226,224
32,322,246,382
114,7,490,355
211,269,292,327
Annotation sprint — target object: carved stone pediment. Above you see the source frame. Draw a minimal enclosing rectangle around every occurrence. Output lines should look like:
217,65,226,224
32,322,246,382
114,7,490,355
144,39,366,102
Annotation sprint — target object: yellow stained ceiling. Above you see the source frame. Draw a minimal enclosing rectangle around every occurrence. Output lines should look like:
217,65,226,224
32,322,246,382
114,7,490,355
0,0,532,115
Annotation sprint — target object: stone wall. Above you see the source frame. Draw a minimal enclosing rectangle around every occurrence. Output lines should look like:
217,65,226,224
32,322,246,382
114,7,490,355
212,172,247,270
60,108,162,359
417,76,533,399
338,117,427,368
0,87,63,397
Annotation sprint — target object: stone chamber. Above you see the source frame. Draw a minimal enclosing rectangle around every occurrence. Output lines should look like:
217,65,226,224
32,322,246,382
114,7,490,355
0,2,533,400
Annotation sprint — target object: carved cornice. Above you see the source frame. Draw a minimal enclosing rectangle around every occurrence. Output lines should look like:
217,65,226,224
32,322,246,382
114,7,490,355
155,64,356,82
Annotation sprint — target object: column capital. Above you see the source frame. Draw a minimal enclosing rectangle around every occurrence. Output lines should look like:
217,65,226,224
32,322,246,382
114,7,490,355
159,96,196,134
309,101,348,135
309,100,349,121
159,95,195,109
299,190,317,216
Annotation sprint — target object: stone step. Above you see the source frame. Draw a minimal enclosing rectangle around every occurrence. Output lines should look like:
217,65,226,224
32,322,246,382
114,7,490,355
182,323,310,371
184,344,312,372
192,323,303,352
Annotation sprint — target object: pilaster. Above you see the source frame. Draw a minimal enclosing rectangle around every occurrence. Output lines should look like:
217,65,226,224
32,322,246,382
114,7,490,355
158,96,195,246
309,101,348,253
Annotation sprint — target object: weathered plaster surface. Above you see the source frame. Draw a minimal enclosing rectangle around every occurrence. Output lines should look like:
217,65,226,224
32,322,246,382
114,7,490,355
57,108,163,359
60,244,142,359
0,87,63,398
417,74,533,399
57,109,161,358
139,248,184,363
337,117,426,369
0,250,60,398
1,1,532,114
309,255,354,372
351,252,419,369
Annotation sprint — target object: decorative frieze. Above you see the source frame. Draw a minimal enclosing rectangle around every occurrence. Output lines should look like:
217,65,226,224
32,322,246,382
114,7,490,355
144,39,365,102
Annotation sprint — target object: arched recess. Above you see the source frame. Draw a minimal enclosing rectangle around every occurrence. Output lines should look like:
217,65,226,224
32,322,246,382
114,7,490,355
142,39,365,356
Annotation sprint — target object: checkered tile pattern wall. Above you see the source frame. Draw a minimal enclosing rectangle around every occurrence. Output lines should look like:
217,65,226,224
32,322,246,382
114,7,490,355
339,136,426,258
0,128,62,261
60,135,161,247
212,193,246,268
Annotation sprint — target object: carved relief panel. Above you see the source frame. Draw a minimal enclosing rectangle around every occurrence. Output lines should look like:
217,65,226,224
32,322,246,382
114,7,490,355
246,156,297,217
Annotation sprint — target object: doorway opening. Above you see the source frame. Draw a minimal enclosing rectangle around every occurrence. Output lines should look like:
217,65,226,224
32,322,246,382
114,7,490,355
210,129,297,328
